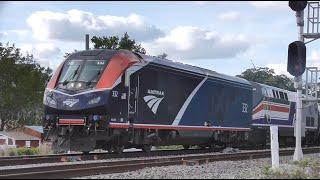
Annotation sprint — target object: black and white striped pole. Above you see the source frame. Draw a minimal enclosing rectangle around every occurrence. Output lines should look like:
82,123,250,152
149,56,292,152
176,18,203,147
288,1,307,161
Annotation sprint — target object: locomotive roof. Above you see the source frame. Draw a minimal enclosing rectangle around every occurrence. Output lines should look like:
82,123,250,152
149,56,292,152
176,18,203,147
251,81,294,93
68,49,251,86
138,53,251,86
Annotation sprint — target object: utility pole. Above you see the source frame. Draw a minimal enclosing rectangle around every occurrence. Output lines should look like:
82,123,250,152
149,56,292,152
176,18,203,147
85,34,89,50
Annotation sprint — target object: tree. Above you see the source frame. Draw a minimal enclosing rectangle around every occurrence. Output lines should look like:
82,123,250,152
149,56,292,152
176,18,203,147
91,32,146,54
64,49,79,58
237,67,295,91
157,53,168,59
0,42,52,130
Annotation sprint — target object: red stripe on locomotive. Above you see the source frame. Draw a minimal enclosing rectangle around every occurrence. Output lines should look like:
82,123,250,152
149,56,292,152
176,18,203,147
47,62,64,90
96,52,139,89
252,103,290,115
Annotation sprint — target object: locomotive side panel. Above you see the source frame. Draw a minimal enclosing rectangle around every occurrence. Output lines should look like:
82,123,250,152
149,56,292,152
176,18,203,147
135,64,202,125
180,79,252,128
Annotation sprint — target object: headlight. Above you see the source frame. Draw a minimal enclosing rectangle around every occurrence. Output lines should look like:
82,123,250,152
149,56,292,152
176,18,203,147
67,82,75,89
93,115,100,121
76,82,83,89
88,96,101,105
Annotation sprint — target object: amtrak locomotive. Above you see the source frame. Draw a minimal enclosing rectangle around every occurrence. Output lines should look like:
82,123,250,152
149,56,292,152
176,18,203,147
43,49,320,153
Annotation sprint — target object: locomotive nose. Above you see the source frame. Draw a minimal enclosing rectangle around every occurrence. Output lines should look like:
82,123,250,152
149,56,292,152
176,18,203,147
44,89,110,111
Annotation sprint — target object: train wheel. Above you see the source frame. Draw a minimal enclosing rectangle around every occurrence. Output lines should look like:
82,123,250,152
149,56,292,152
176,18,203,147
183,145,190,150
199,145,207,150
104,145,113,153
82,151,90,155
142,144,152,153
114,145,124,154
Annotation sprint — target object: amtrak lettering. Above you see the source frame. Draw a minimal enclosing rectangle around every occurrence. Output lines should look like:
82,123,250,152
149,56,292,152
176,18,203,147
147,89,164,96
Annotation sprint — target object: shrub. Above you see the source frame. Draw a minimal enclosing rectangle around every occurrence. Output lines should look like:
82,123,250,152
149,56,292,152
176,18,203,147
0,150,5,157
293,158,311,168
15,147,40,156
8,148,17,156
262,165,272,176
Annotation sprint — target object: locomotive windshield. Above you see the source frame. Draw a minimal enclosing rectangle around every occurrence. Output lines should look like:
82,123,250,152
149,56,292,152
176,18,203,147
57,59,107,90
58,60,83,84
78,60,106,83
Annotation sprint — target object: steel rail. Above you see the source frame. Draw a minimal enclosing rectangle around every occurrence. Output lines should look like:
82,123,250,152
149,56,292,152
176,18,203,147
0,148,223,167
0,147,319,179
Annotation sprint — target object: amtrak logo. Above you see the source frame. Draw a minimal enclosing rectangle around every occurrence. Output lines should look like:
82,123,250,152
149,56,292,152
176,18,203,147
63,99,79,107
143,89,165,114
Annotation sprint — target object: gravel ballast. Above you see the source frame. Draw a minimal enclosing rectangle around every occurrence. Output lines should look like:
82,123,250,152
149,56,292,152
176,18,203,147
78,153,320,179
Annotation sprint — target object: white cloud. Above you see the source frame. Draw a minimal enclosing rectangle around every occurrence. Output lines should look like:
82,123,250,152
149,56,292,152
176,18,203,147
309,50,320,67
20,43,61,69
8,30,29,38
218,11,240,21
142,26,250,60
249,1,288,9
0,31,8,38
267,63,290,76
267,50,320,77
26,9,163,42
0,30,30,40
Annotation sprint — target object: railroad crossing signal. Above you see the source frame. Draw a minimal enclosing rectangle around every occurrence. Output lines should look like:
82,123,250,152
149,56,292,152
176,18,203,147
289,1,308,12
288,0,308,162
287,41,306,77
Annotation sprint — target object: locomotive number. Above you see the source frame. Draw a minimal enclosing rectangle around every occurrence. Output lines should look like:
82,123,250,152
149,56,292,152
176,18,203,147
112,91,119,98
242,103,248,113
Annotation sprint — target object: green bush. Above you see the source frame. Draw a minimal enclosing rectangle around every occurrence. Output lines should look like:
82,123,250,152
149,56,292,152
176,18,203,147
0,150,5,157
293,158,311,168
13,147,40,156
262,165,272,176
8,148,17,156
16,148,25,156
1,147,44,157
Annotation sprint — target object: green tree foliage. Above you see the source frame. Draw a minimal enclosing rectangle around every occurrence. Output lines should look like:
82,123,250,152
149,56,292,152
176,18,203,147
0,42,52,130
64,49,79,59
91,32,146,54
157,53,168,59
237,67,295,91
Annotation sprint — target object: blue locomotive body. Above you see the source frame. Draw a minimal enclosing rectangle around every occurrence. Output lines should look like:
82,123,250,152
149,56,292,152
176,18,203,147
43,49,319,153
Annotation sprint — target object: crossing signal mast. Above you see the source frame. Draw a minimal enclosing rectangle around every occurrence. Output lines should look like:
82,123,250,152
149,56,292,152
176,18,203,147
288,1,320,161
288,1,307,161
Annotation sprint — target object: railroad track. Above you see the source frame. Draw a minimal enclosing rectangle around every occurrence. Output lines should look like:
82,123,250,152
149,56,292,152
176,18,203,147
0,147,319,179
0,148,222,167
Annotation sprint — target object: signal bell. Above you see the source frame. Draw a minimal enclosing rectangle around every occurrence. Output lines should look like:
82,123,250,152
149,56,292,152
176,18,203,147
287,41,306,77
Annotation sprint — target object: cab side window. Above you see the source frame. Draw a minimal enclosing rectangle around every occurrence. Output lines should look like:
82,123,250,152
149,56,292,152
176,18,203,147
284,93,288,101
279,91,285,100
272,90,276,98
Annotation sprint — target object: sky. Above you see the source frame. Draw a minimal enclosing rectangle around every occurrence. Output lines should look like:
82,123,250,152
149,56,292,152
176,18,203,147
1,1,320,77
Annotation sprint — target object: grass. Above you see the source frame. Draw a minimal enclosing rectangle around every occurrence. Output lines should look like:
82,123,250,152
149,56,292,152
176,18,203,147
262,157,320,179
155,145,184,150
